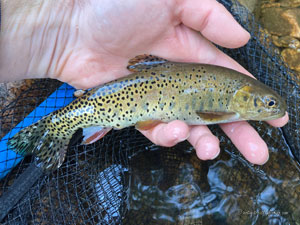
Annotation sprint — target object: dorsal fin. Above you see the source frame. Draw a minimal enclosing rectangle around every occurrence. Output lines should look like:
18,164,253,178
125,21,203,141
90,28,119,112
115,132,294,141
127,54,168,72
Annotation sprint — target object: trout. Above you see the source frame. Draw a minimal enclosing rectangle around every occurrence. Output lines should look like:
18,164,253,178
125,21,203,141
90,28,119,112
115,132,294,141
8,55,286,170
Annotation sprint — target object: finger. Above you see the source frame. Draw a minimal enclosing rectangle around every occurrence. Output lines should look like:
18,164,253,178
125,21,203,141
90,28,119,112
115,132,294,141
266,111,289,127
187,125,220,160
138,120,190,147
220,122,269,165
152,25,253,76
179,0,250,48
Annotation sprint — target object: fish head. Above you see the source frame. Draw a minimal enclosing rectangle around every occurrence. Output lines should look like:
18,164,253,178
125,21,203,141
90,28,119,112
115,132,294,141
231,84,287,121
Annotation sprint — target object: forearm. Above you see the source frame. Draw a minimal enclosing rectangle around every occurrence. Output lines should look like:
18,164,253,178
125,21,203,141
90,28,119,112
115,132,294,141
0,0,75,82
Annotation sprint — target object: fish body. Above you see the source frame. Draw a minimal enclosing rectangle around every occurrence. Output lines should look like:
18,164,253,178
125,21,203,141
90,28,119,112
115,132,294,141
8,55,286,170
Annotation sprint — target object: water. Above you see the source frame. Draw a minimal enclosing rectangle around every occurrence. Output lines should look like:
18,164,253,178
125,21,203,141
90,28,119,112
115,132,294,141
123,123,300,224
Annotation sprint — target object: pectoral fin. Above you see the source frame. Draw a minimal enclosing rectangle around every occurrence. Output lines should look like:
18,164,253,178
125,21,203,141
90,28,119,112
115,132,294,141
196,111,239,123
135,120,162,130
81,126,112,144
127,54,168,72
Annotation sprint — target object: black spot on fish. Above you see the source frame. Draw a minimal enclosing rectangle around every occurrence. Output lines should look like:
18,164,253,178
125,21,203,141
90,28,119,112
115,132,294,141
254,98,258,107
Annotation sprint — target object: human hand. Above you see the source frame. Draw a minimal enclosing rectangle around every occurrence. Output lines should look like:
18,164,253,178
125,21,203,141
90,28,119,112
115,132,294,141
1,0,288,164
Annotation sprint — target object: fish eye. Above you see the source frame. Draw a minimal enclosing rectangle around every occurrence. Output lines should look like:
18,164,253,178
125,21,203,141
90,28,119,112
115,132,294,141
265,98,276,108
268,100,275,107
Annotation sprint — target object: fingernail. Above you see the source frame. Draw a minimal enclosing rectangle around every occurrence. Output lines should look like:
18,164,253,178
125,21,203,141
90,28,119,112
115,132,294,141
259,153,269,165
210,148,220,160
171,125,190,143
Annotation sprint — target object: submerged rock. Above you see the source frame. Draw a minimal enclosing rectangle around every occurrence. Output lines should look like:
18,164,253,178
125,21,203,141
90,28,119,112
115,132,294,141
259,0,300,77
281,48,300,71
272,35,300,48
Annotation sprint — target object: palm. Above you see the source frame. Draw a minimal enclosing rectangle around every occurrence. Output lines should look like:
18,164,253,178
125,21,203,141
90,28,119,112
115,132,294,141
60,0,187,88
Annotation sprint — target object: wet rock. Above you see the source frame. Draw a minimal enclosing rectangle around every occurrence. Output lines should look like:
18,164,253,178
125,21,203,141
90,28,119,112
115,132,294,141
277,0,300,8
282,8,300,38
261,0,300,8
259,0,300,79
281,48,300,71
272,35,300,48
237,0,258,12
261,8,300,38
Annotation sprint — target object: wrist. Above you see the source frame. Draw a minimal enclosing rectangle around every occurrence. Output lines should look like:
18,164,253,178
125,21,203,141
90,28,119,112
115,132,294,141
0,0,76,82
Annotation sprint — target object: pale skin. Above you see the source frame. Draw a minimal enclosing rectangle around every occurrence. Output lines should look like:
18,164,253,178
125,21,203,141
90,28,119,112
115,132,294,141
0,0,289,164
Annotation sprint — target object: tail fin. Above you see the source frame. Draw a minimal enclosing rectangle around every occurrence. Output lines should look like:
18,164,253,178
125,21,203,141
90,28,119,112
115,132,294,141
8,117,72,170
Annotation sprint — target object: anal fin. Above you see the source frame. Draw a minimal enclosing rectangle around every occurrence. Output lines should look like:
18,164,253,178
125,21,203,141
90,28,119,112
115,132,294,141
81,126,111,144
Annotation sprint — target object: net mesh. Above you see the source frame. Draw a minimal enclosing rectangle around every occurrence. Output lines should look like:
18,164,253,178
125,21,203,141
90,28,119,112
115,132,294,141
1,0,300,224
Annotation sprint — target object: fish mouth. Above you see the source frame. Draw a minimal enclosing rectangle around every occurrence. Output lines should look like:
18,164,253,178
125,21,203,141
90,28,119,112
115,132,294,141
264,109,286,121
275,100,287,118
248,108,286,121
